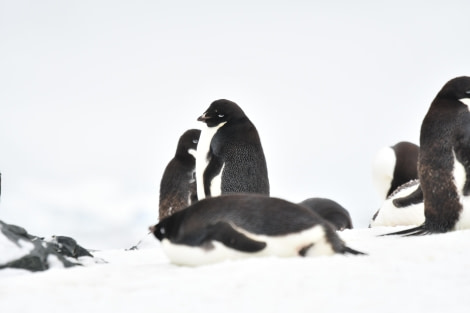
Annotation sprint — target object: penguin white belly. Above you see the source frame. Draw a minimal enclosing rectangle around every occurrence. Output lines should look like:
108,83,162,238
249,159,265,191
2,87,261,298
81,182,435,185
371,146,396,200
370,183,425,227
160,225,334,266
452,151,470,230
209,163,225,197
195,123,226,199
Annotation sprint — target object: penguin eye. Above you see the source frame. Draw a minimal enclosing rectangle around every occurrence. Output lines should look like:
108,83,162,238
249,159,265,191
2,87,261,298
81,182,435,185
466,90,470,95
218,114,224,118
160,228,166,235
192,139,199,144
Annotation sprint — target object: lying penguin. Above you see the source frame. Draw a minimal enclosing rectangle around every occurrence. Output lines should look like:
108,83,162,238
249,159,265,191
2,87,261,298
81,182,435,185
369,180,425,227
298,197,353,231
150,194,364,266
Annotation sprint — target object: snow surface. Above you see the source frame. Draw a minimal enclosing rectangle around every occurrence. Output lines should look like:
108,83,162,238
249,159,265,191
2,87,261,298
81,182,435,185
1,227,469,313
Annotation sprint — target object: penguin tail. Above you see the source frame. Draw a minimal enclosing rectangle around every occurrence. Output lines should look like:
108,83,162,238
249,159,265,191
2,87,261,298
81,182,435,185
380,225,429,237
342,246,367,256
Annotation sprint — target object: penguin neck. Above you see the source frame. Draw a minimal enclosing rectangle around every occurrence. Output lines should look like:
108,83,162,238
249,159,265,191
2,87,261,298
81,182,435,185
175,150,196,164
459,98,470,106
175,145,196,164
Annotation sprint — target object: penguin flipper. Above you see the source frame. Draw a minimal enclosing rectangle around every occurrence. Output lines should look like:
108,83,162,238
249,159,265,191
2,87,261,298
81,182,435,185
392,185,423,208
206,222,267,253
203,156,224,197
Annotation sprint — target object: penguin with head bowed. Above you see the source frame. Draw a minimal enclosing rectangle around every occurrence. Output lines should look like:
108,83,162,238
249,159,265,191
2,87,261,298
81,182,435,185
150,194,364,266
370,140,424,227
195,99,269,199
372,141,419,200
159,129,201,220
370,179,425,228
298,197,353,231
386,76,470,236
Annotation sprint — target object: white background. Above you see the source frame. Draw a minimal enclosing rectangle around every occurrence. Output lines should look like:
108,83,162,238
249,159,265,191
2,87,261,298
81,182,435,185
1,0,469,249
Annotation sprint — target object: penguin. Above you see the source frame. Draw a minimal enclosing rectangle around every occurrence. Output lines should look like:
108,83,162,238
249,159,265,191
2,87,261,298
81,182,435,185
195,99,269,199
370,179,425,227
298,197,353,231
150,194,364,266
386,76,470,235
159,129,201,220
372,141,419,200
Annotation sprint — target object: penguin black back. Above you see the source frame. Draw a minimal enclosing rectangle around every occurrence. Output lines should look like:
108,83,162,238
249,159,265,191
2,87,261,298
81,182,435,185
419,76,470,232
159,129,201,220
389,142,419,197
196,99,269,198
157,194,321,239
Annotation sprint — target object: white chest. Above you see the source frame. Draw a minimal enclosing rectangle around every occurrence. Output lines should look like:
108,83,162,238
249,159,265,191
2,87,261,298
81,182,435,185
195,122,226,199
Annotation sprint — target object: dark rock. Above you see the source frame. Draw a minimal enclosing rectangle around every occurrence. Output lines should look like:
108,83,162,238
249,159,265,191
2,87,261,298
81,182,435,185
0,220,94,272
47,235,93,258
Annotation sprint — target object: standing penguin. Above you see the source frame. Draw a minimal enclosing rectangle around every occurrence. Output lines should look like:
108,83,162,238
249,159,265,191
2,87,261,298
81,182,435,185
372,141,419,199
388,76,470,235
150,194,364,266
159,129,201,220
195,99,269,199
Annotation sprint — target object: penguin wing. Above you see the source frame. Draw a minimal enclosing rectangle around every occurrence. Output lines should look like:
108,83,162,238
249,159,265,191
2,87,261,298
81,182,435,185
392,185,423,208
206,222,267,253
203,155,224,197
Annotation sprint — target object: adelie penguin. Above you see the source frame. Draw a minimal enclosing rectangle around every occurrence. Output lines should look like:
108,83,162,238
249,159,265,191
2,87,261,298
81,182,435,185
195,99,269,199
150,194,364,266
386,76,470,236
370,141,424,227
159,129,201,220
370,179,425,227
298,197,353,231
372,141,419,200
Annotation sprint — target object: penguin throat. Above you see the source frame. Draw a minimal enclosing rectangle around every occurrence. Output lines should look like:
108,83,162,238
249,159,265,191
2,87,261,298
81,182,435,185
459,98,470,106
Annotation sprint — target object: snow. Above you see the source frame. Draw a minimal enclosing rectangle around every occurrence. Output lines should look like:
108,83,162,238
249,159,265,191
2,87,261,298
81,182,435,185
1,228,469,313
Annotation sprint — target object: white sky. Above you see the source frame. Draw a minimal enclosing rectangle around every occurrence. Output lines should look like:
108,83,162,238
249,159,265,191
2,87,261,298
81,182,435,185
1,0,469,248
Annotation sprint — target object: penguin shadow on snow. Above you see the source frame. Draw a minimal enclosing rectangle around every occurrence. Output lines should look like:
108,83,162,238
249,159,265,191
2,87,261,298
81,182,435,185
383,76,470,236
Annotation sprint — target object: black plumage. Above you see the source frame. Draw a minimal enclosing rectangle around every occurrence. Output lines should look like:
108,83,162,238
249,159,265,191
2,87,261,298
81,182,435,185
159,129,201,220
196,99,269,198
151,194,363,256
386,76,470,235
299,197,353,230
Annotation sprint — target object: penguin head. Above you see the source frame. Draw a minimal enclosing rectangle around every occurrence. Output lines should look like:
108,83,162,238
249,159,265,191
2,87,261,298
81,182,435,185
176,129,201,157
197,99,246,127
150,220,170,241
436,76,470,106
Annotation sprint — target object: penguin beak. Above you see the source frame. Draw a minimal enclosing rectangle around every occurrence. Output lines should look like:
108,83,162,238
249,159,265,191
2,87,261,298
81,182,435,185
197,113,208,122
